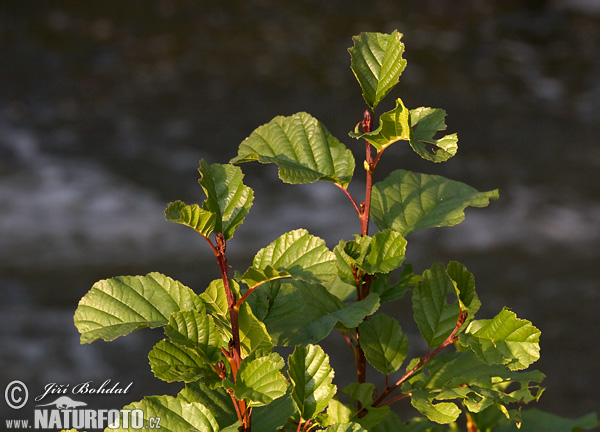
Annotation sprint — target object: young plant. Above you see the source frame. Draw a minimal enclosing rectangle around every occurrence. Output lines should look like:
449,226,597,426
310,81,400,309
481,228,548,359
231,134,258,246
74,31,599,431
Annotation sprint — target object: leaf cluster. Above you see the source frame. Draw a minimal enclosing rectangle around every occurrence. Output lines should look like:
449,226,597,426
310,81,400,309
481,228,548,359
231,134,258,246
73,31,598,432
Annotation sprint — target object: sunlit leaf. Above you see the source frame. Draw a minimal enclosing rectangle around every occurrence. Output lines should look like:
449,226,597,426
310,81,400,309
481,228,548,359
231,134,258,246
110,395,219,432
223,353,288,407
325,423,368,432
459,308,541,370
289,344,337,421
165,200,216,238
410,389,461,424
359,313,409,375
165,310,222,364
349,30,407,110
198,160,254,240
371,169,499,236
178,381,238,429
409,107,458,163
252,229,336,284
349,98,411,151
75,273,203,344
255,280,379,346
199,279,272,357
231,112,355,188
148,339,219,384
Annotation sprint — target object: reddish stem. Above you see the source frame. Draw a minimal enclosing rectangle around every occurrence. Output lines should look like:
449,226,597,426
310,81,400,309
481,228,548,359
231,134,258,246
372,310,468,408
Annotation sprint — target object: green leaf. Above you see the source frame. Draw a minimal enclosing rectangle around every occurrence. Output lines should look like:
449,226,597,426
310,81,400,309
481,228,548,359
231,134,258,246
459,308,541,371
409,107,458,163
349,98,411,151
165,200,216,237
325,423,368,432
224,353,288,407
74,272,203,344
358,313,409,375
349,30,407,110
165,310,222,364
327,398,353,424
371,169,499,236
148,339,220,384
495,408,599,432
252,229,337,284
371,265,419,303
252,390,298,432
198,160,254,240
255,280,379,346
288,344,337,421
341,383,390,430
199,279,272,357
238,265,291,289
178,381,238,429
412,263,460,347
362,229,407,274
403,351,545,423
334,230,406,284
410,389,461,424
231,112,355,188
110,395,220,432
446,261,480,319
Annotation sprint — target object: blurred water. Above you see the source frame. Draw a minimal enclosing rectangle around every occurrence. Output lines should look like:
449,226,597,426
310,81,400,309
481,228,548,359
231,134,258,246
1,0,599,422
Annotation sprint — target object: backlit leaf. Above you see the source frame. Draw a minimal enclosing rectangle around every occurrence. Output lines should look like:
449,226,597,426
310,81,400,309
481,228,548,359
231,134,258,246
459,308,541,370
165,200,216,238
231,112,355,188
409,107,458,163
148,339,219,384
371,169,499,236
198,160,254,240
289,344,337,421
165,310,221,364
252,229,336,284
255,280,379,346
111,395,219,432
349,98,411,151
75,272,203,344
224,353,288,407
349,31,407,110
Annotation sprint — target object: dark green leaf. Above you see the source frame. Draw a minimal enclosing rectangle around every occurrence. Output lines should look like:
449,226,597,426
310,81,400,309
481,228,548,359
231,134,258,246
359,313,409,375
495,408,599,432
412,263,460,347
75,272,203,344
325,423,368,432
371,169,499,236
252,390,298,432
349,31,407,110
231,112,355,188
289,344,337,421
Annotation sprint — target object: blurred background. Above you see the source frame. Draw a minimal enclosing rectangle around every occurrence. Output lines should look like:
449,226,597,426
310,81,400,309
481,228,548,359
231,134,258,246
1,0,598,423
